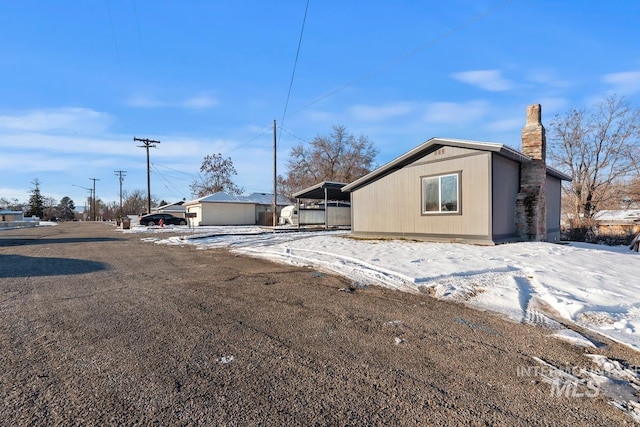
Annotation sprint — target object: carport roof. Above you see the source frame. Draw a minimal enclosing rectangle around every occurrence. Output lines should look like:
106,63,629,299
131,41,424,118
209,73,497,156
292,181,350,201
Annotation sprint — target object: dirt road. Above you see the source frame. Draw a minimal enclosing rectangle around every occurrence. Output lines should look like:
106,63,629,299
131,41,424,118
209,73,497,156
1,222,638,425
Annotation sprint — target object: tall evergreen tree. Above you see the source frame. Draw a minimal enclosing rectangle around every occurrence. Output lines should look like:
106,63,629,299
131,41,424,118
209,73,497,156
57,196,76,221
27,178,45,218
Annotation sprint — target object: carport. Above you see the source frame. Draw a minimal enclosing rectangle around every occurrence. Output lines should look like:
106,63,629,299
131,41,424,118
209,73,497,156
291,181,351,229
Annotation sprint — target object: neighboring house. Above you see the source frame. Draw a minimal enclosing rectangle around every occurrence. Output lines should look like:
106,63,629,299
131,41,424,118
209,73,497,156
342,104,571,245
152,201,186,218
0,210,34,229
0,210,24,222
183,192,290,226
593,210,640,236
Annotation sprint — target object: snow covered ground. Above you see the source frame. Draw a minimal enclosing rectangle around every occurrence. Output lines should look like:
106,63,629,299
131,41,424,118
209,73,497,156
9,220,640,418
128,223,640,420
125,224,640,352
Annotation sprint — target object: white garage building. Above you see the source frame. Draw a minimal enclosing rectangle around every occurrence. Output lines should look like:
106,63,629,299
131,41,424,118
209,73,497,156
184,192,290,226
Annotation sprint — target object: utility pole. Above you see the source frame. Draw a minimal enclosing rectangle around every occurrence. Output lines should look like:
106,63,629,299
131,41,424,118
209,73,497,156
72,184,92,221
134,137,160,215
114,170,127,219
273,119,277,227
89,178,100,221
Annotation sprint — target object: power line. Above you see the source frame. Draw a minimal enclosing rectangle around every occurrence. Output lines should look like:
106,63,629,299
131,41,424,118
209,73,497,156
226,123,275,155
288,0,513,117
150,163,189,200
280,126,308,144
151,162,199,179
130,0,144,51
279,0,310,146
103,0,122,68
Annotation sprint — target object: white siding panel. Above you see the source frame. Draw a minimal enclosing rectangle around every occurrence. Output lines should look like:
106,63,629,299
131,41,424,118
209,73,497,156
198,203,256,226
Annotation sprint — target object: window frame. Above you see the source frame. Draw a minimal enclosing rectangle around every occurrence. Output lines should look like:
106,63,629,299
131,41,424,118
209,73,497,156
420,171,461,215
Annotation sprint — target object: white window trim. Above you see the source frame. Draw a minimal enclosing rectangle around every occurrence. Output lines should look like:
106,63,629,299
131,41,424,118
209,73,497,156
421,173,460,214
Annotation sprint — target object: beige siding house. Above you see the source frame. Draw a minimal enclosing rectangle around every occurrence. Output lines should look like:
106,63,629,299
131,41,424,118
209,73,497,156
184,192,289,226
343,104,570,244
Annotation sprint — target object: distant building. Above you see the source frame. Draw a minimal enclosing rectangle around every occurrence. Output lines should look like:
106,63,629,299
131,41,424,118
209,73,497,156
0,210,34,229
593,210,640,236
183,192,290,226
151,201,186,218
0,210,24,222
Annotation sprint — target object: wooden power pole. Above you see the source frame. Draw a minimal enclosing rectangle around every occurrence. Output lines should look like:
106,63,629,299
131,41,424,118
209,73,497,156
89,177,100,221
114,170,127,218
134,137,160,215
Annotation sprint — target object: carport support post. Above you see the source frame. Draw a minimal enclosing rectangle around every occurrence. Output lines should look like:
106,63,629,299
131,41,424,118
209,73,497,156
324,187,328,230
296,198,300,230
272,119,277,227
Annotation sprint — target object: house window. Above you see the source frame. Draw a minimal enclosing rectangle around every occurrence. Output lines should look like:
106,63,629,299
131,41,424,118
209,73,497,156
422,173,459,214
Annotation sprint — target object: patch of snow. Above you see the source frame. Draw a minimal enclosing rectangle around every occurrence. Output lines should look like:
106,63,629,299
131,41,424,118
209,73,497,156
131,226,640,352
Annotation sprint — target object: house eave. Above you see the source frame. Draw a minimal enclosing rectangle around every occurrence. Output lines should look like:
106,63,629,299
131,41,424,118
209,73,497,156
342,137,571,193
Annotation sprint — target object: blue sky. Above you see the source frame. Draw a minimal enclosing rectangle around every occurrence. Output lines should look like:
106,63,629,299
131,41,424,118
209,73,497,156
1,1,640,206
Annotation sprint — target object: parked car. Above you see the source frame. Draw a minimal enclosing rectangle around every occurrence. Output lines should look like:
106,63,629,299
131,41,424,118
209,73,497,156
139,213,187,226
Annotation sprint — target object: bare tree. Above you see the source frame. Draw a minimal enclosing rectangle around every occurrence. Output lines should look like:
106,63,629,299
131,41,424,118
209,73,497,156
548,95,640,227
280,125,378,197
0,197,24,211
123,189,158,215
625,175,640,206
190,153,243,198
43,196,58,221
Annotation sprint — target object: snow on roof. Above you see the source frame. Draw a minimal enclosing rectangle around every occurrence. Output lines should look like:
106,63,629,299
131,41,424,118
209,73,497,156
154,201,186,211
593,210,640,222
186,192,290,205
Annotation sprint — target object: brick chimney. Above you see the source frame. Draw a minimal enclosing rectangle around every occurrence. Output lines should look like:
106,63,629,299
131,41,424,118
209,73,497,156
515,104,547,241
521,104,546,161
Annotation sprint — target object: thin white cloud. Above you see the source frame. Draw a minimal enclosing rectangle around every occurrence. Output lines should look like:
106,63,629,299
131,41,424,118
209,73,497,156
125,96,168,108
525,69,572,89
602,71,640,94
451,70,513,92
125,94,220,109
182,96,219,109
0,187,29,201
349,102,413,121
0,108,112,133
305,110,339,123
0,132,234,160
0,129,261,202
486,117,522,133
535,97,569,115
423,100,491,124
